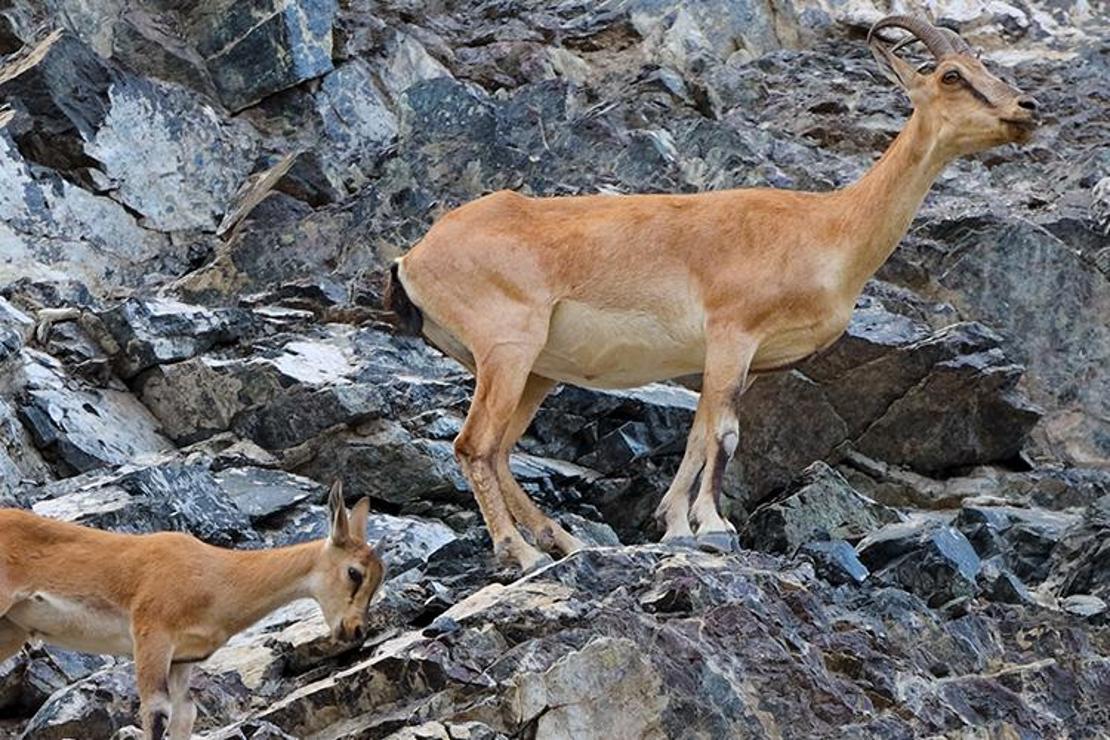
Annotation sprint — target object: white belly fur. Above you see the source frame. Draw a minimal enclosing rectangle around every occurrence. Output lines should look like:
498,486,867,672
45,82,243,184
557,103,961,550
7,592,133,656
535,299,706,389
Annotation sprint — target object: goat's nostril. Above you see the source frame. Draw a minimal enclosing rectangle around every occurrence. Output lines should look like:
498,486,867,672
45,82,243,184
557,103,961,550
1017,97,1038,112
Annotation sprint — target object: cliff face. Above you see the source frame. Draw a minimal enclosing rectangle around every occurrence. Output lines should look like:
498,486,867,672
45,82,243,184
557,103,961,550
0,1,1108,738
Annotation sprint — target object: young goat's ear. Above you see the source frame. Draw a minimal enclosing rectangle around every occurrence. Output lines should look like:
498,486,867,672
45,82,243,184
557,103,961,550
327,480,349,546
869,38,920,92
349,497,371,544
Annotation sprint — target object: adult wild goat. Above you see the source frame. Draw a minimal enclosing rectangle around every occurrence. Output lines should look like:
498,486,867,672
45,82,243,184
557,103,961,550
0,482,384,740
385,16,1040,571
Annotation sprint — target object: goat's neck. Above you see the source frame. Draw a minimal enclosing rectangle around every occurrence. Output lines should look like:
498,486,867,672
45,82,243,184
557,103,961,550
835,110,952,289
219,541,322,634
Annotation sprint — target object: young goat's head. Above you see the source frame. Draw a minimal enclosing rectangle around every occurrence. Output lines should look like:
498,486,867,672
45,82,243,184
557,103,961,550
314,480,385,643
869,15,1039,155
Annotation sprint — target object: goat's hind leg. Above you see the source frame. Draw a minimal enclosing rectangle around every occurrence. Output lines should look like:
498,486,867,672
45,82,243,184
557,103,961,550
689,332,757,554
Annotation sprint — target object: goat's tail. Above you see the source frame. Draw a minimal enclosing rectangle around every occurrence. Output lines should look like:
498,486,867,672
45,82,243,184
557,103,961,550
383,261,424,336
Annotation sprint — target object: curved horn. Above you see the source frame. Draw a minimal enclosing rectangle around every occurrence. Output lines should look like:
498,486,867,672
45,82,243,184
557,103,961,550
868,15,956,59
936,26,975,56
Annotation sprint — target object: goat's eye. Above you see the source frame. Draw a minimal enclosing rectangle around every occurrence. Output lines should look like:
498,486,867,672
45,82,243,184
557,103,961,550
347,567,364,587
942,70,961,85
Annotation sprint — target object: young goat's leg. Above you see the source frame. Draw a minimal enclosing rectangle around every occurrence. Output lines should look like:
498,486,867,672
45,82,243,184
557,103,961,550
689,334,757,553
166,663,196,740
456,347,552,573
132,628,174,740
654,400,710,546
0,618,27,663
497,373,585,557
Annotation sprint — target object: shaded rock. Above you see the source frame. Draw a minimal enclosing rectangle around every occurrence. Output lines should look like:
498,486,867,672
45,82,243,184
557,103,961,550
193,0,337,111
894,212,1110,465
798,538,869,586
20,665,138,740
0,645,112,717
956,504,1079,583
744,461,901,553
97,297,255,378
32,460,258,547
858,519,982,607
0,30,110,141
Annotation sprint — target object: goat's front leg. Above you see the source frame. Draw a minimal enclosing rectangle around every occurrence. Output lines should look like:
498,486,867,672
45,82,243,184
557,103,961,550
498,373,586,557
166,663,196,740
132,626,175,740
0,617,27,663
689,332,757,553
455,344,552,573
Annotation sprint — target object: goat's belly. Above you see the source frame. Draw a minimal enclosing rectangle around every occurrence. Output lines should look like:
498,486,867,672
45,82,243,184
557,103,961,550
8,593,133,656
535,300,705,389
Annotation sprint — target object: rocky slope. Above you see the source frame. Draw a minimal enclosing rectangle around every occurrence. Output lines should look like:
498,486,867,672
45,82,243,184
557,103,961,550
0,0,1108,738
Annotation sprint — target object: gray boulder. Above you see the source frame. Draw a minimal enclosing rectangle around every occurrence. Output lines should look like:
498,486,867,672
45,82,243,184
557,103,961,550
743,461,902,553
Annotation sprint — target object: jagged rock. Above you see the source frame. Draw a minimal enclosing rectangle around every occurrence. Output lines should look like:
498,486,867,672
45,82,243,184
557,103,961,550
1060,594,1108,619
31,460,258,547
858,519,983,607
20,665,138,740
0,30,111,141
15,350,172,475
0,112,178,291
97,297,255,378
0,646,112,717
315,59,398,185
211,547,1110,738
956,504,1080,583
743,461,902,553
1041,496,1110,604
897,210,1110,465
214,466,323,524
978,558,1034,605
193,0,338,111
798,538,870,586
384,722,507,740
85,75,259,231
22,661,251,740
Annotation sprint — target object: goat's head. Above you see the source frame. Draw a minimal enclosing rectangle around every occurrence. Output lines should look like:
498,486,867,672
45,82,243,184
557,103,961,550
868,15,1039,154
314,480,385,644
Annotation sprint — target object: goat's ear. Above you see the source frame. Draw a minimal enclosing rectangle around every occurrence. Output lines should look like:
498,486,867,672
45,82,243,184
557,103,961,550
349,497,371,544
869,39,919,92
327,480,349,545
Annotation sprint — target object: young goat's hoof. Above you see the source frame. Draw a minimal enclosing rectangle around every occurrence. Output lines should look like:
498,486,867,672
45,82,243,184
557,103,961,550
521,552,556,575
696,531,740,554
659,535,698,550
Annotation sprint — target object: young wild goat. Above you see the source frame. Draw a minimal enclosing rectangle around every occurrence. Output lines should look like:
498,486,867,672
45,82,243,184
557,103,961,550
0,481,384,740
385,16,1040,572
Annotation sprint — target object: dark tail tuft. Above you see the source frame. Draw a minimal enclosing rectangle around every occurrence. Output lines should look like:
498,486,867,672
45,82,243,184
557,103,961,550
384,261,423,336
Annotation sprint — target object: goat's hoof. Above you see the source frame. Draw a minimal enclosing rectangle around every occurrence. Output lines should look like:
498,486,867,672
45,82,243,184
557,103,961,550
659,535,698,550
696,531,739,554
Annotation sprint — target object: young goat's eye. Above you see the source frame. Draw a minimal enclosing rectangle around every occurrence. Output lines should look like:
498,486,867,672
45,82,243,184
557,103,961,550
347,567,364,587
942,70,961,85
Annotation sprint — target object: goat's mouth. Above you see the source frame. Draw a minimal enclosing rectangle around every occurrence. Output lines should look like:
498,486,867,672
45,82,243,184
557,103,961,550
1002,118,1037,143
